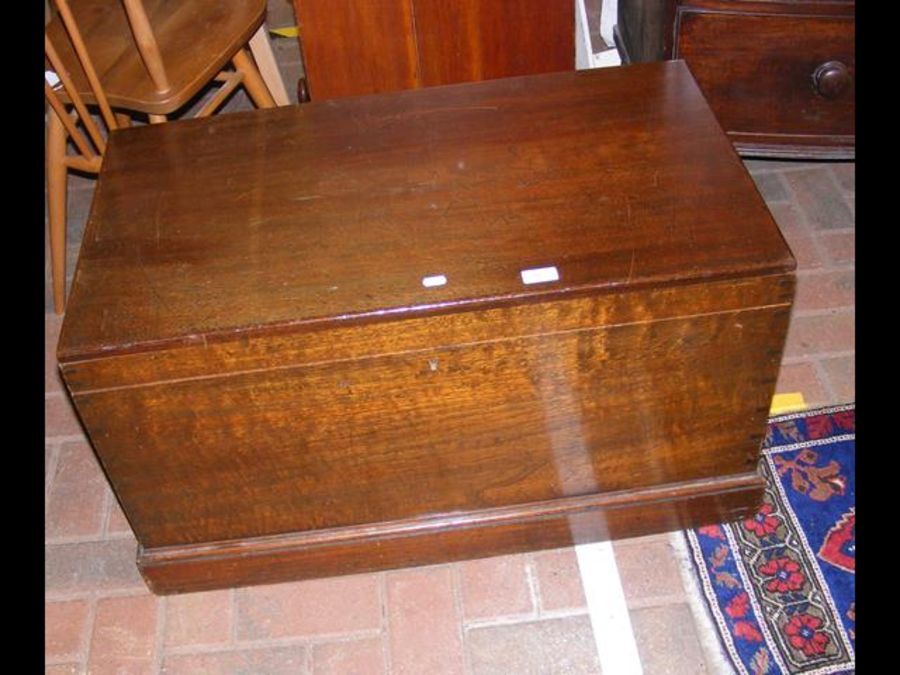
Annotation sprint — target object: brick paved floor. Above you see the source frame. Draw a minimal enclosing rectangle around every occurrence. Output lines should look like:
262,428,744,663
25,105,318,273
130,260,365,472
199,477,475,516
45,7,854,670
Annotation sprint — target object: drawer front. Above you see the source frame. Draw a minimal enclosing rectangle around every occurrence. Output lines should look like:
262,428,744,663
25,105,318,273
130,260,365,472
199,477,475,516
675,10,854,152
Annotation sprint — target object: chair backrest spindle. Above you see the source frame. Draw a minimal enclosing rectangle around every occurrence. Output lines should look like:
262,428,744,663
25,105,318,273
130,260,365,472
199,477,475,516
45,80,99,161
45,34,108,157
120,0,172,93
50,0,118,131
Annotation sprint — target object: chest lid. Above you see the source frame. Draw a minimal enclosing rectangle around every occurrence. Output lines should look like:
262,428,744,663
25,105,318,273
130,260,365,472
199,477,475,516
58,60,794,362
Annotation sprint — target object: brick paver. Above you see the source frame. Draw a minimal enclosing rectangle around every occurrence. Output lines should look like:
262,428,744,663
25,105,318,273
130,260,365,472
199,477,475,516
818,231,856,265
820,355,856,404
783,310,855,359
828,163,854,191
776,361,832,408
458,554,533,621
44,442,57,496
45,539,145,597
45,599,90,663
466,615,600,675
766,201,808,235
783,168,855,230
778,230,823,269
630,603,711,674
751,171,789,203
106,497,134,536
161,646,309,675
615,537,687,606
45,394,84,438
236,575,382,641
88,595,160,675
387,566,465,675
531,548,588,612
46,441,108,540
311,637,386,675
795,269,855,311
164,590,232,648
45,313,63,393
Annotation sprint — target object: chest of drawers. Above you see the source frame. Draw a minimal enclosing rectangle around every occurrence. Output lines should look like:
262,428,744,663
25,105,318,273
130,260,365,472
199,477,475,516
616,0,855,158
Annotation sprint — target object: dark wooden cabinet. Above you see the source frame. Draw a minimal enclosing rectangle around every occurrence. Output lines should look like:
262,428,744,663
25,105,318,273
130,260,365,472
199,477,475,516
615,0,855,158
292,0,574,100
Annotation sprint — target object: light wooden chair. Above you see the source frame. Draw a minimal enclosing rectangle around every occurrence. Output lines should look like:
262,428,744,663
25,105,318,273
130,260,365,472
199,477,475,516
45,0,290,313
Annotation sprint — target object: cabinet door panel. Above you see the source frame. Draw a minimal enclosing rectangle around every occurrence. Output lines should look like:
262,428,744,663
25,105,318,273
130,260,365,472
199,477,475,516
294,0,418,100
413,0,574,86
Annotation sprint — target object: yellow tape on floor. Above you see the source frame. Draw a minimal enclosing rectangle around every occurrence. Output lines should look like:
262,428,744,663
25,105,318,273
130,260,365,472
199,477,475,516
770,392,807,415
270,26,299,38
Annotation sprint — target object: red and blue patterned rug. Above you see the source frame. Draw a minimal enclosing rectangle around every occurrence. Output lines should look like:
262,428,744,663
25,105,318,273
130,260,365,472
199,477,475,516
686,404,855,674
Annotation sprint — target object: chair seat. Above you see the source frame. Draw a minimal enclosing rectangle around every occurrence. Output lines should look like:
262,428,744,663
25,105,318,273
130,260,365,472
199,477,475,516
47,0,267,115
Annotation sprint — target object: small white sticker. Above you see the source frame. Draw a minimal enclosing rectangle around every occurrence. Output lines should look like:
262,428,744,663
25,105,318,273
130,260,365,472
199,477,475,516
520,266,560,285
422,274,447,288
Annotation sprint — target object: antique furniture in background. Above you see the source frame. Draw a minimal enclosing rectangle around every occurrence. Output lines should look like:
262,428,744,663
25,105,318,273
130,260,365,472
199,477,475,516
615,0,855,158
58,62,795,594
45,0,288,313
291,0,575,100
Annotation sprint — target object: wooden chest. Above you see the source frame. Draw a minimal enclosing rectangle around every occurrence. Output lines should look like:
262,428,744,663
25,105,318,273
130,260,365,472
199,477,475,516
58,61,795,594
616,0,855,159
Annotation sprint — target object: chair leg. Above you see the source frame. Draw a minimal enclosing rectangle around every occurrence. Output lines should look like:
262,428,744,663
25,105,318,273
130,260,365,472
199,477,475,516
115,112,133,128
149,114,167,124
248,24,290,106
47,109,69,314
233,48,277,108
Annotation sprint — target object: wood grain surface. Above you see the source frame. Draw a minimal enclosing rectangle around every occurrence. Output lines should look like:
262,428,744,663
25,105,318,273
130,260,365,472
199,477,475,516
293,0,573,100
58,61,795,592
59,61,793,360
293,0,419,100
412,0,574,86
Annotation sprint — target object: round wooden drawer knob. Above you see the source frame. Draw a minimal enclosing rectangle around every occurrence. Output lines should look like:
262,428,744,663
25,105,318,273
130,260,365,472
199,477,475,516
812,61,851,99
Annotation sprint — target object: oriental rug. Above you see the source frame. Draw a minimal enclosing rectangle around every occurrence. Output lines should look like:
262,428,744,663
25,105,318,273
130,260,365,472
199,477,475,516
686,404,855,674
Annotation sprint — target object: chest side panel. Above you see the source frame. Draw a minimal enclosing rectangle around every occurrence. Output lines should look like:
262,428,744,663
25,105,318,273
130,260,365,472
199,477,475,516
68,275,793,549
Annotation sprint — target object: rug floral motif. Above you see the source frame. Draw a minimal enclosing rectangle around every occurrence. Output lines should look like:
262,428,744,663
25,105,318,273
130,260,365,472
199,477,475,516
686,404,855,674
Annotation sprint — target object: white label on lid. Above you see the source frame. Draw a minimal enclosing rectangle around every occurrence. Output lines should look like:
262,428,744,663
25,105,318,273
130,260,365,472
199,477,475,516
422,274,447,288
520,265,560,285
